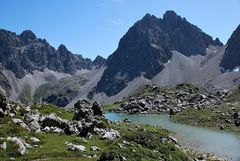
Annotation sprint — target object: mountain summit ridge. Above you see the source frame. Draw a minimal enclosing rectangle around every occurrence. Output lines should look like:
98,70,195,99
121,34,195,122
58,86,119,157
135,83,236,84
0,29,103,78
95,10,223,97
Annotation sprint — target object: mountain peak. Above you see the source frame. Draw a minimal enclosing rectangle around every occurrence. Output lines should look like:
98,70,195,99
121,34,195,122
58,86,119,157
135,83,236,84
162,10,182,29
58,44,69,53
96,11,222,96
93,55,106,67
19,30,36,41
138,13,159,27
163,10,178,19
142,13,155,20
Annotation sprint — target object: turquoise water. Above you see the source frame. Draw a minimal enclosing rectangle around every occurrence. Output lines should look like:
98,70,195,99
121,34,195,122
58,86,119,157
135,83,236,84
105,113,240,161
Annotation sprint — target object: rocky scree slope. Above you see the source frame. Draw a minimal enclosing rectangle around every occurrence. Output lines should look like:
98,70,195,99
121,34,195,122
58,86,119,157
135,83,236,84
95,11,222,97
110,83,225,115
172,84,240,132
0,29,106,87
106,83,240,132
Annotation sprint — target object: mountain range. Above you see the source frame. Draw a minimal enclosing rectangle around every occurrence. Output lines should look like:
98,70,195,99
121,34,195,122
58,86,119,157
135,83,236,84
0,10,240,107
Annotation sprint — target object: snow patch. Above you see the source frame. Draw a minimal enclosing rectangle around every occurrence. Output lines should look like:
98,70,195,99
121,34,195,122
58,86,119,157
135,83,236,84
233,66,240,72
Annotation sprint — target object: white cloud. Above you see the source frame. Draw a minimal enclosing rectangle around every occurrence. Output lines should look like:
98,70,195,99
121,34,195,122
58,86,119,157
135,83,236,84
111,19,126,26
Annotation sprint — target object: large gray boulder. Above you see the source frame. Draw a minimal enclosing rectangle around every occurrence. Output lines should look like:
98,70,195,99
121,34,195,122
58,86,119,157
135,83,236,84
12,118,30,131
73,100,93,121
7,137,31,156
42,113,66,128
92,101,103,116
102,129,120,140
67,143,85,152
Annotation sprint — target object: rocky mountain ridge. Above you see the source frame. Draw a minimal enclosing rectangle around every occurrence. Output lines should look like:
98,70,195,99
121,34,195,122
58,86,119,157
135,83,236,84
220,24,240,71
0,29,106,78
95,11,223,97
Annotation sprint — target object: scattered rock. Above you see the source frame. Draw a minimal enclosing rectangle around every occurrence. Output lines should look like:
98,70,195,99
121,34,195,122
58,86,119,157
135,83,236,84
86,132,93,139
92,101,103,116
27,120,41,133
219,125,224,130
233,112,240,119
103,130,120,140
0,142,7,149
169,136,177,143
30,137,40,143
98,152,115,161
7,137,29,156
42,126,50,132
91,146,100,151
235,119,240,127
12,118,30,131
67,143,85,152
51,127,64,134
225,119,232,124
42,113,66,128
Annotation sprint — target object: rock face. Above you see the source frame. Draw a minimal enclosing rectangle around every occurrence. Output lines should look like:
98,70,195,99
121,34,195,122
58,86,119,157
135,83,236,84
96,11,222,96
93,55,106,68
0,29,96,78
220,24,240,71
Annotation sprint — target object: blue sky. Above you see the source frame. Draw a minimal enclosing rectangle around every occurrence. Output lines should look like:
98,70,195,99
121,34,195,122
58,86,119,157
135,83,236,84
1,0,240,60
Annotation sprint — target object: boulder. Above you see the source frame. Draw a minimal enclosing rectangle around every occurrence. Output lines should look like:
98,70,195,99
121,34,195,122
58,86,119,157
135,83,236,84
80,122,95,137
12,118,30,131
86,132,93,139
0,108,5,117
103,130,120,140
64,121,80,135
169,108,179,115
0,142,6,149
235,119,240,127
42,113,65,128
0,92,8,112
169,136,178,143
27,120,41,133
7,137,30,156
98,152,115,161
30,137,40,143
67,143,85,152
73,101,93,121
23,112,40,124
42,126,50,132
233,112,240,119
91,146,100,151
74,99,92,111
50,127,64,134
92,101,103,116
225,119,232,124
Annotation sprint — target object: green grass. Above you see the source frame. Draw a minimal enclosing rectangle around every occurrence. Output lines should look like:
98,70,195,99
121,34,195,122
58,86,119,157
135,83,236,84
172,107,240,132
0,113,193,161
31,104,73,120
102,103,121,112
99,122,191,161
